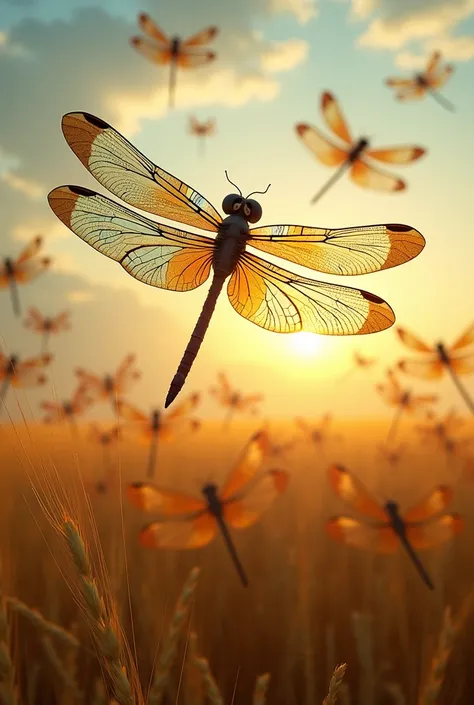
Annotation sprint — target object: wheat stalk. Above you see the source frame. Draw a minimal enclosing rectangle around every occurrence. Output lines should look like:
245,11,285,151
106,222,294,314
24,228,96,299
195,656,224,705
253,673,271,705
62,519,135,705
418,606,457,705
148,567,200,705
323,664,347,705
0,583,17,705
6,596,79,648
40,633,82,701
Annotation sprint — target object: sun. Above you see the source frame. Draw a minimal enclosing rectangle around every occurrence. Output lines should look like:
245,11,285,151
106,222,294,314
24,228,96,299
289,332,322,357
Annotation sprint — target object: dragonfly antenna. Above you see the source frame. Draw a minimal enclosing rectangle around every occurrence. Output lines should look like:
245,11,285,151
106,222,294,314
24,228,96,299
246,183,271,199
224,171,242,196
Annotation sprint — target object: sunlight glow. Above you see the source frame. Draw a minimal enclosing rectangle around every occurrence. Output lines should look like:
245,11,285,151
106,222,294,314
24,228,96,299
289,332,322,357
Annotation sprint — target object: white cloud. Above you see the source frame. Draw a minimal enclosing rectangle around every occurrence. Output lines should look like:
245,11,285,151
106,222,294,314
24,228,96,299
0,29,28,57
425,33,474,60
67,290,95,303
1,170,43,199
260,38,309,72
394,50,430,70
267,0,318,23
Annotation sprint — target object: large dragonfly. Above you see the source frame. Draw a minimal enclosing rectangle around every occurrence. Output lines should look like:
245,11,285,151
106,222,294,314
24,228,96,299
130,14,218,108
386,51,455,112
48,112,425,407
326,463,463,590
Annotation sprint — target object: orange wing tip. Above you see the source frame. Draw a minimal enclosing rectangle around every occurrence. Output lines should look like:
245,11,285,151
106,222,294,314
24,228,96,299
130,36,141,47
321,91,335,108
413,147,426,160
139,524,160,549
295,123,311,137
395,180,406,191
48,186,91,226
269,469,289,494
126,483,148,510
450,513,464,535
325,517,349,543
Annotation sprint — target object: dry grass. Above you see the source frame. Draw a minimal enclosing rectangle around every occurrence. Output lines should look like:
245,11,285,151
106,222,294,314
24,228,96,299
0,418,473,704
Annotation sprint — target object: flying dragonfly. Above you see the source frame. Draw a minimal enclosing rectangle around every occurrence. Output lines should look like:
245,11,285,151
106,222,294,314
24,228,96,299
0,353,52,408
376,442,407,468
296,413,339,449
117,392,200,479
75,354,141,412
130,14,218,108
337,350,377,382
126,429,287,586
396,324,474,416
88,423,122,494
386,51,455,112
24,307,71,354
189,116,216,157
210,372,263,427
47,112,425,407
376,368,437,444
1,236,51,317
325,463,463,590
295,91,426,205
40,384,92,431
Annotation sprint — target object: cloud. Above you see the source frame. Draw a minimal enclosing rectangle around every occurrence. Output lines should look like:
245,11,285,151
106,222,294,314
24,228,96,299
267,0,318,23
0,29,28,57
1,170,43,199
259,38,309,72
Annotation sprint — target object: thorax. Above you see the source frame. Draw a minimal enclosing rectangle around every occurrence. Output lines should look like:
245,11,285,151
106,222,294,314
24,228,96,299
213,215,250,277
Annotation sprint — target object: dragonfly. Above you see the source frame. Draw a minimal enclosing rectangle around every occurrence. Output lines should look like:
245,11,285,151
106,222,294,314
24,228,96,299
325,463,463,590
210,372,263,427
295,91,426,205
1,236,51,317
47,113,426,407
24,307,71,354
296,413,338,449
376,442,407,468
40,384,92,430
396,324,474,416
126,429,287,586
189,116,216,157
130,14,218,108
386,51,455,112
376,368,437,444
117,392,200,479
415,409,463,442
337,350,376,382
88,423,122,494
75,354,141,412
0,353,52,409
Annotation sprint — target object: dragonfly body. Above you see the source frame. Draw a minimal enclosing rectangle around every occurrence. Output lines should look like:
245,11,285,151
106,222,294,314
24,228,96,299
384,500,434,590
349,138,369,163
213,213,250,277
151,409,161,433
4,259,14,277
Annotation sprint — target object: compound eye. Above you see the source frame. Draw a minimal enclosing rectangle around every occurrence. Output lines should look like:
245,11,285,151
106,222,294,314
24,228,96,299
245,199,263,224
243,203,251,217
233,200,242,212
222,194,242,215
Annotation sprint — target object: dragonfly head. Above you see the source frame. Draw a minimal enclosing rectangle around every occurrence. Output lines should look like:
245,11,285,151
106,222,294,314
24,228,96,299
63,402,73,415
201,482,219,503
171,37,180,55
416,74,428,87
435,341,448,363
44,318,53,331
4,258,14,275
222,194,263,224
384,499,401,519
104,375,114,393
358,137,370,151
7,355,18,372
151,409,161,430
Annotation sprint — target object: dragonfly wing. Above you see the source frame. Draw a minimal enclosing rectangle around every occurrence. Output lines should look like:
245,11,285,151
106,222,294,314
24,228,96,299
227,251,395,335
24,307,43,330
295,124,348,166
320,92,352,145
450,351,474,376
48,187,214,292
165,391,200,423
350,159,405,192
328,464,387,521
116,400,149,424
326,517,397,553
139,513,217,549
224,469,288,529
115,354,141,394
183,26,218,47
248,222,424,276
15,259,51,283
127,482,205,516
430,65,454,89
451,322,474,350
177,50,216,68
137,13,170,44
12,357,51,387
365,146,425,164
404,485,453,522
405,514,463,549
130,36,172,65
59,112,222,231
221,429,271,500
426,51,442,75
398,357,444,379
396,327,433,352
386,77,416,89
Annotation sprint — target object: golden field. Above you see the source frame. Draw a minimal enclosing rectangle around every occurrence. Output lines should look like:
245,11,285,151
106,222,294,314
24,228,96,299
1,418,473,705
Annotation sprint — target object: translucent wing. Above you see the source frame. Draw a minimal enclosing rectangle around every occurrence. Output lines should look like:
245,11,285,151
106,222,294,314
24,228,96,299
127,482,206,516
430,65,454,89
177,51,216,68
326,517,397,553
398,358,444,379
386,77,416,89
75,370,104,398
182,26,218,47
295,124,348,166
451,322,474,351
48,187,214,292
221,429,271,500
130,37,172,65
350,159,405,192
16,236,43,264
24,307,43,331
165,391,200,423
450,352,474,376
11,354,52,387
116,400,149,425
405,514,463,549
403,485,453,523
320,92,352,145
328,464,387,521
137,13,170,44
365,146,425,165
59,112,222,231
227,251,395,335
50,311,71,333
248,222,425,276
224,469,288,529
14,258,51,283
396,327,433,352
395,86,426,102
426,51,441,75
138,513,217,549
115,354,141,393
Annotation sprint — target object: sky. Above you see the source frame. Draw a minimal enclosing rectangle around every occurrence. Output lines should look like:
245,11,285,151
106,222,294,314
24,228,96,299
1,0,474,422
